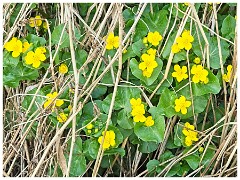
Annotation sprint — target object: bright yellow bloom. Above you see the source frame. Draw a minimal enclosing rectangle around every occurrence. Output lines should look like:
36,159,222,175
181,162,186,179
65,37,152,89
86,123,94,130
98,130,116,150
193,57,201,64
36,46,46,53
57,113,68,123
174,96,191,115
43,21,48,29
22,41,32,53
147,48,157,56
191,65,209,84
25,47,46,68
144,116,154,127
199,147,204,153
176,30,194,50
43,92,64,109
171,43,181,54
4,37,22,57
68,105,72,111
223,65,232,82
172,65,188,82
106,32,119,50
182,122,198,146
59,63,68,74
139,53,158,78
131,104,145,117
29,15,42,27
147,31,162,46
130,98,142,107
143,37,148,44
133,114,146,123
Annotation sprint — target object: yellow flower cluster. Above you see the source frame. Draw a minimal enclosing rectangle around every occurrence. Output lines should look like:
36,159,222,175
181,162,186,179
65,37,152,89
171,30,194,53
57,113,68,123
191,65,209,84
86,123,98,134
25,47,47,68
98,130,116,150
105,32,119,50
174,95,191,115
59,63,68,74
182,122,198,146
172,64,188,82
139,48,158,78
130,98,154,127
4,37,32,58
29,15,42,27
43,92,64,110
223,65,232,82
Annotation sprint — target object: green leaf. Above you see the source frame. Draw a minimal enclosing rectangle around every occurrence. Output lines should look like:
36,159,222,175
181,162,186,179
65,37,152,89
159,150,174,162
122,46,136,63
201,145,216,167
75,49,88,69
221,15,236,40
26,34,46,46
3,62,39,88
132,39,146,57
104,148,125,157
139,141,158,153
173,124,184,147
134,113,165,143
147,160,160,172
133,20,148,41
130,57,163,86
52,24,70,49
3,51,19,67
157,88,177,118
117,109,134,129
91,85,107,99
177,161,190,176
166,162,180,177
143,9,168,34
184,153,200,170
192,69,221,96
83,139,99,160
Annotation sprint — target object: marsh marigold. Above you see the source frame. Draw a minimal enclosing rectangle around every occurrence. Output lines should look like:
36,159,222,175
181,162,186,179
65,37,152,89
176,30,194,50
172,64,188,82
4,37,22,57
191,65,209,84
98,130,116,150
59,63,68,74
223,65,232,82
25,47,46,68
174,96,191,115
139,53,158,78
29,15,42,27
106,32,119,50
57,113,68,123
147,31,162,46
43,92,64,109
182,122,198,146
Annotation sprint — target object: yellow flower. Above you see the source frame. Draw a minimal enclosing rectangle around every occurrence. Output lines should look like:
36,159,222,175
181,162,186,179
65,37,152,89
193,57,201,64
182,122,198,146
199,147,204,153
87,130,92,134
139,53,158,78
98,130,116,150
130,98,142,107
59,63,68,74
22,41,32,53
144,116,154,127
106,32,119,50
133,114,146,123
36,46,46,53
131,104,145,117
86,123,94,130
25,47,46,68
147,31,162,46
147,48,157,56
191,65,209,84
29,15,42,27
172,65,188,82
43,92,64,109
176,30,194,50
171,43,180,54
4,37,22,57
223,65,232,82
43,21,48,29
143,37,148,44
57,113,68,123
174,96,191,114
123,49,127,54
68,105,72,111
